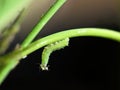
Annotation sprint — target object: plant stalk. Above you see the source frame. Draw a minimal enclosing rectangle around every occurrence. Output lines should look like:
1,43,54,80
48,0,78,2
21,0,67,48
0,28,120,85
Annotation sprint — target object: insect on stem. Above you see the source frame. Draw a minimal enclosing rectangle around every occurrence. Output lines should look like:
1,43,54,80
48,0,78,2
40,38,69,70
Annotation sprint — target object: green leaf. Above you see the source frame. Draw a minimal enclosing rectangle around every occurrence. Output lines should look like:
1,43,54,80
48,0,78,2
0,0,32,32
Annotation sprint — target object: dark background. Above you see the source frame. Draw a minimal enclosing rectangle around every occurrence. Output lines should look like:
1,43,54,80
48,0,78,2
1,0,120,90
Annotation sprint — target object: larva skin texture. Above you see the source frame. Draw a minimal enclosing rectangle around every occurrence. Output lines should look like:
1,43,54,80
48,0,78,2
40,38,69,70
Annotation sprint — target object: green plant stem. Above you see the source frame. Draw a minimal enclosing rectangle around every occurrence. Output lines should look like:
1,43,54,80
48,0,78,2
0,49,22,85
21,0,66,48
0,0,66,85
21,28,120,56
0,28,120,85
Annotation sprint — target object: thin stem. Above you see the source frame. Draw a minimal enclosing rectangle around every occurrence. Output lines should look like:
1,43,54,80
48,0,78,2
6,28,120,59
21,0,66,48
21,28,120,57
0,28,120,84
0,0,66,85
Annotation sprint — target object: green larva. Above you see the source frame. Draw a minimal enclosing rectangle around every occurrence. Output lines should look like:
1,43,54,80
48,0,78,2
40,38,69,70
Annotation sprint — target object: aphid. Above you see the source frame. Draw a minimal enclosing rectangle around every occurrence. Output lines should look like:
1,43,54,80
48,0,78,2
40,38,69,70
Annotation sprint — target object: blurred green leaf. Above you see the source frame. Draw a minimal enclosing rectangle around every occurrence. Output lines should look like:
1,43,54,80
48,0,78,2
0,0,32,32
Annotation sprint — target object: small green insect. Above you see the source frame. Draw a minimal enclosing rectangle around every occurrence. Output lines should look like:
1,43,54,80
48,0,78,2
40,38,69,70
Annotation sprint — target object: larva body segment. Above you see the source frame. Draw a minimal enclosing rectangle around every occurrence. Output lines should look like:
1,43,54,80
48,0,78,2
40,38,69,70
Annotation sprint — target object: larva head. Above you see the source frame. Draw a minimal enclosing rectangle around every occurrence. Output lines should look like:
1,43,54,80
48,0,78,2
40,64,48,71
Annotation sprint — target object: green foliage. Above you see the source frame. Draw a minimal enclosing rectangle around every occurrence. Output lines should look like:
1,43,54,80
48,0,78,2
0,0,32,32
